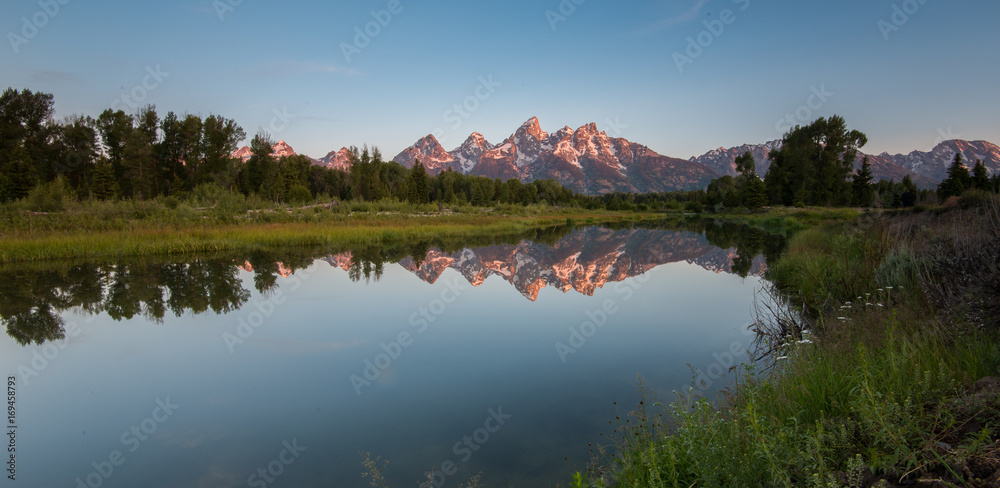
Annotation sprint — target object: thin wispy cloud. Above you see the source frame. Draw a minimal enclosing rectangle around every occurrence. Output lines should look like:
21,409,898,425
636,0,710,35
247,60,360,78
29,69,83,84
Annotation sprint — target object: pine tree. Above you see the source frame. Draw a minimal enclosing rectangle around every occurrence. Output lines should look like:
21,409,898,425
852,156,874,207
407,160,429,204
971,159,990,190
743,177,767,209
937,153,971,202
6,146,37,200
90,162,120,200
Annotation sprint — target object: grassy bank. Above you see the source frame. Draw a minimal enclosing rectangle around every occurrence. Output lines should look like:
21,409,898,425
0,195,653,263
576,196,1000,487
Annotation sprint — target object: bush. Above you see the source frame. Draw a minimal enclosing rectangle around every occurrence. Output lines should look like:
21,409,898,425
160,195,180,210
25,177,72,212
875,247,920,292
958,189,999,210
285,185,312,205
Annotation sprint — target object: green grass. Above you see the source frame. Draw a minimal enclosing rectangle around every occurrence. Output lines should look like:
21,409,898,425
0,196,655,263
578,317,1000,488
0,216,610,263
574,202,1000,488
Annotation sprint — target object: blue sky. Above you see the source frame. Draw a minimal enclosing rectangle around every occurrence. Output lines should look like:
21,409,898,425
2,0,998,160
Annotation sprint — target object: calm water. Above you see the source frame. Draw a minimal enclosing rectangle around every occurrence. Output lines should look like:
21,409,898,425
0,220,784,487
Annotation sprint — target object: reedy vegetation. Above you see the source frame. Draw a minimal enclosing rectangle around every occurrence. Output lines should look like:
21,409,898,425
574,195,1000,487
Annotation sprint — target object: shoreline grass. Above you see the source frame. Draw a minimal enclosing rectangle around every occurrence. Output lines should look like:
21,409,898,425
575,197,1000,487
0,206,655,263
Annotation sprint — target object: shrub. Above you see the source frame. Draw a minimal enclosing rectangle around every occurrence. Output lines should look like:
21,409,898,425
958,189,998,210
285,185,312,205
875,247,920,292
25,177,72,212
160,195,180,210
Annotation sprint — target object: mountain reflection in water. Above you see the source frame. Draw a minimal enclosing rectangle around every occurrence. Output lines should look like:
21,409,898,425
0,219,784,346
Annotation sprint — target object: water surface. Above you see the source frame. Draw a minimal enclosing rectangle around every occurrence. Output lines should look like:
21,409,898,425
0,220,783,487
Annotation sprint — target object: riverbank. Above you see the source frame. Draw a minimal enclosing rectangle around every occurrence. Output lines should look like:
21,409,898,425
0,196,660,263
576,195,1000,487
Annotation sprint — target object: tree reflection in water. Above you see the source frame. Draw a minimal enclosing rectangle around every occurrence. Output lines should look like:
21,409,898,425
1,219,785,346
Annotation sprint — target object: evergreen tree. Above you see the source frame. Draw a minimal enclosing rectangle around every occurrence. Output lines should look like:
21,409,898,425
852,156,874,207
5,146,37,201
971,159,990,190
743,177,767,209
407,160,429,204
89,161,119,200
121,105,160,198
937,153,971,202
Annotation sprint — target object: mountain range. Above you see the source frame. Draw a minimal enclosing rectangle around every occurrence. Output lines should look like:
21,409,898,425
319,226,766,301
390,117,718,194
230,118,999,194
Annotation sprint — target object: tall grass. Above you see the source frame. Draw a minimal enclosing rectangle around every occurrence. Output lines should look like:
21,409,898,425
575,201,1000,487
0,196,650,263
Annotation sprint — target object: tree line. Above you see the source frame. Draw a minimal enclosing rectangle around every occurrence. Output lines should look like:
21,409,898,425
0,87,599,208
4,87,996,211
700,115,999,212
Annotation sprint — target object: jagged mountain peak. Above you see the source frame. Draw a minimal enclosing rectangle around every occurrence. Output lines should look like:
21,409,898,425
414,134,444,149
516,116,549,142
391,117,718,193
327,227,765,301
392,133,455,173
451,133,495,174
317,146,353,170
461,132,492,148
230,140,297,161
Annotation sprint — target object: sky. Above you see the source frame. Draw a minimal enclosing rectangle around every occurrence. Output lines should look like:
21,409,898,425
2,0,998,161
